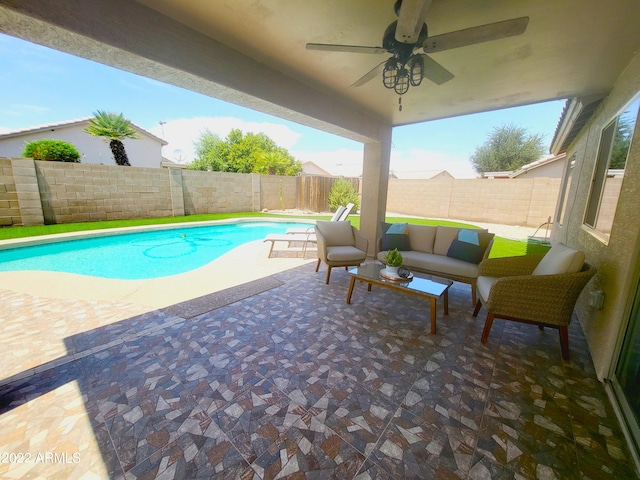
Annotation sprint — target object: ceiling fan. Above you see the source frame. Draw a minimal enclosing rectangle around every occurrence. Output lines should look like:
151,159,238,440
306,0,529,96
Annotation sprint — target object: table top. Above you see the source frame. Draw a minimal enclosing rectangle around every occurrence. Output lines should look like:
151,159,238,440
347,263,453,298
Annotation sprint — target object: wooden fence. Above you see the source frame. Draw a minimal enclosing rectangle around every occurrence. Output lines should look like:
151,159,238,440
297,176,360,212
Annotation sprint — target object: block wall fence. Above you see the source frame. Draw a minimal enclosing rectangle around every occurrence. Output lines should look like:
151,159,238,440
0,158,560,228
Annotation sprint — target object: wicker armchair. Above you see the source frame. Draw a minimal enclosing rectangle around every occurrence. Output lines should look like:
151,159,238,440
315,221,368,284
472,247,596,360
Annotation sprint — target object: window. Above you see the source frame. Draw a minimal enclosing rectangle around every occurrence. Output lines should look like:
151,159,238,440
556,154,575,226
584,97,640,241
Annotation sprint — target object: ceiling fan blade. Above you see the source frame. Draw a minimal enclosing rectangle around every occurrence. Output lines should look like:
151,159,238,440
306,43,387,54
350,60,387,88
422,55,454,85
395,0,432,44
422,16,529,53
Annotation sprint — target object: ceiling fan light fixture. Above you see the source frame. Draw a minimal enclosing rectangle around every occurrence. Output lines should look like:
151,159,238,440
394,68,410,95
382,58,399,89
408,55,424,86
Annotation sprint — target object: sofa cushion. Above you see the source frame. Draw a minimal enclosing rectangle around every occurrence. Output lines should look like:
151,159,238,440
407,224,437,253
316,221,354,247
380,222,411,251
447,229,495,264
532,243,585,276
401,251,481,279
433,226,461,255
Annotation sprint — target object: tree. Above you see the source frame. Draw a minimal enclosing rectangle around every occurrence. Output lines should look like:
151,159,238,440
189,128,301,175
83,111,139,166
328,177,359,212
470,123,545,174
22,139,80,163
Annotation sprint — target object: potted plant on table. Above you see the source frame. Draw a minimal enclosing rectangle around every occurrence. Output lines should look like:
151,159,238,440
384,248,403,275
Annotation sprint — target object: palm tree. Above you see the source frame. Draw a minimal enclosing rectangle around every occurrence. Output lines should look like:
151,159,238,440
84,111,139,166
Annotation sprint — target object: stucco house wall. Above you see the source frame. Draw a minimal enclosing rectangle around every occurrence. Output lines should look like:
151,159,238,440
0,119,166,168
552,50,640,380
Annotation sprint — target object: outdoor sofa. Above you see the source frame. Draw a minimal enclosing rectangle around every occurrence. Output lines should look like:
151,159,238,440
377,223,495,305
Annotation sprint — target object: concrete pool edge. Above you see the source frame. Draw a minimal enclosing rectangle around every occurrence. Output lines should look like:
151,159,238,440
0,218,319,308
0,216,317,250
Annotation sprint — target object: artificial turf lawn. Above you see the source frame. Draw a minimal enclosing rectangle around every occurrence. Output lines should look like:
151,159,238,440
0,213,549,258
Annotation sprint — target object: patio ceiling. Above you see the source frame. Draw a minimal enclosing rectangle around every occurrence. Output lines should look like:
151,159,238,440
1,0,640,143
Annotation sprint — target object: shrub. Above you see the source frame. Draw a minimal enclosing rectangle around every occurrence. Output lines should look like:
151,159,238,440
327,177,359,212
23,139,81,163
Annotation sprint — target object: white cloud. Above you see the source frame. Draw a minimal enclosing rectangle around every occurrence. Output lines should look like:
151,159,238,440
391,148,477,179
148,116,477,178
293,147,477,179
149,116,302,163
291,149,364,177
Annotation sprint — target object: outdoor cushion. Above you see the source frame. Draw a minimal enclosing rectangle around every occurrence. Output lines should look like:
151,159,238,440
433,226,461,255
326,245,367,262
316,221,354,247
380,221,410,251
447,229,495,264
400,251,480,278
476,275,498,303
532,243,585,276
407,224,437,253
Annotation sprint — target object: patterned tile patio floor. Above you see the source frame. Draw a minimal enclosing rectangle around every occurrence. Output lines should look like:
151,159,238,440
0,262,637,479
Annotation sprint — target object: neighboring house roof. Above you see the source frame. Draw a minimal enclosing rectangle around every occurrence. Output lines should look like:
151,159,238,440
0,117,168,145
480,171,512,179
481,154,567,179
301,161,333,176
389,169,454,180
509,153,567,178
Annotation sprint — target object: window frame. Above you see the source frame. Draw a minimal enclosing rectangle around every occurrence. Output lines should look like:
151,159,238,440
583,95,640,243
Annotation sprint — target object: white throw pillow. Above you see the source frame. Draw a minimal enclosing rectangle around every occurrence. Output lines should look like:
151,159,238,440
532,243,585,276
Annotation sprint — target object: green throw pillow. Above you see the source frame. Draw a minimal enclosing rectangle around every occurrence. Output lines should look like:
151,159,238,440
446,229,494,264
380,222,410,251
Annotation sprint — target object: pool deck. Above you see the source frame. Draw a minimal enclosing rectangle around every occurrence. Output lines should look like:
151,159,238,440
0,239,316,309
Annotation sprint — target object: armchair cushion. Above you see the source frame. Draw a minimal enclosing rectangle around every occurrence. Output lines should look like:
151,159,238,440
326,245,367,262
532,243,585,276
316,221,355,247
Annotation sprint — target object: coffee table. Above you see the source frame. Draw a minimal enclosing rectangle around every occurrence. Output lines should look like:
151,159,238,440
346,263,453,334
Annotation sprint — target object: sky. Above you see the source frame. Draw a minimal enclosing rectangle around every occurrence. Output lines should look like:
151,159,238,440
0,33,565,178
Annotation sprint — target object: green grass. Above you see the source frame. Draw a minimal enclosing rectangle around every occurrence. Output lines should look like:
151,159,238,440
0,213,549,258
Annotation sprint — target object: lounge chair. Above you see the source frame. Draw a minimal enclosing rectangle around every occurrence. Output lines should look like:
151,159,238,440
263,231,316,258
285,203,355,235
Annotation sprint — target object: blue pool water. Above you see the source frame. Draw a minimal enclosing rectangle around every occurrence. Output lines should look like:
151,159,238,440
0,221,313,280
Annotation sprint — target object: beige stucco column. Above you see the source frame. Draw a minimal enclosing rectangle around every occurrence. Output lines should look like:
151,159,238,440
360,127,392,256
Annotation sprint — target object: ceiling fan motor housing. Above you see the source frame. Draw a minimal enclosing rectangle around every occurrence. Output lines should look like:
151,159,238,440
382,21,428,64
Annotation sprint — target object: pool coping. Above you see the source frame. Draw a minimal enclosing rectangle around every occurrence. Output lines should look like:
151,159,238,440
0,218,319,308
0,217,317,250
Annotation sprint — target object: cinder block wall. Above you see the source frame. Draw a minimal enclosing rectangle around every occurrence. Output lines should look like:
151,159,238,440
260,175,298,211
181,170,253,214
34,161,172,223
0,158,561,227
0,158,20,226
386,177,561,227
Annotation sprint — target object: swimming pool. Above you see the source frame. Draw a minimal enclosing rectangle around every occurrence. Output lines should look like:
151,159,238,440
0,221,313,280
